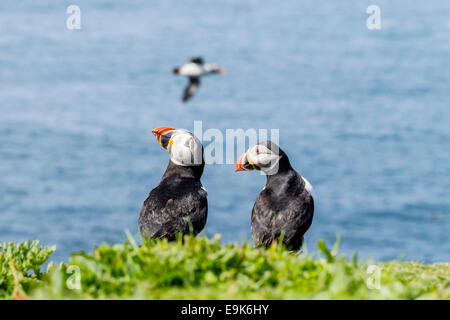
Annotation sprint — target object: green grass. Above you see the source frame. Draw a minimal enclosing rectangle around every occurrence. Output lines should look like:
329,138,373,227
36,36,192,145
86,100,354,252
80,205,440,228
1,236,449,300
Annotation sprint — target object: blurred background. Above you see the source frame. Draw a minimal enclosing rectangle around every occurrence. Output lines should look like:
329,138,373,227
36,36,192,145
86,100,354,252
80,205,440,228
0,1,449,262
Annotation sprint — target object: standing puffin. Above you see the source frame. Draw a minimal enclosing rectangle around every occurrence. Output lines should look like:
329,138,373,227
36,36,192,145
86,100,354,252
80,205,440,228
173,57,226,102
235,141,314,251
139,127,208,240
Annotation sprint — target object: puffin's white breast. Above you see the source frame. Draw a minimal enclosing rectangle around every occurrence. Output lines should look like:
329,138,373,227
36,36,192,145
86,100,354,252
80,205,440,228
179,63,204,77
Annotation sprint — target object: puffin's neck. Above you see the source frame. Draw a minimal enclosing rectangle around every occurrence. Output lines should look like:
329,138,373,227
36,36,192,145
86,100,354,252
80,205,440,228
162,160,204,181
265,155,297,186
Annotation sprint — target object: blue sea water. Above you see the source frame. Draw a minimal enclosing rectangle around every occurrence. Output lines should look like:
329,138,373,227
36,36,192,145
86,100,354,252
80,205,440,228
0,1,449,263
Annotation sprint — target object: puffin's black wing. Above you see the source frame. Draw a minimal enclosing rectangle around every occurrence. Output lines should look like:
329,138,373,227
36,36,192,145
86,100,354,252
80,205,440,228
139,179,208,240
182,77,200,102
251,179,314,251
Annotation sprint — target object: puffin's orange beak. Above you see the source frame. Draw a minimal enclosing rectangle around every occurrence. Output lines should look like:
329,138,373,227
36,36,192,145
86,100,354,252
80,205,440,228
152,127,176,148
218,67,226,75
235,153,246,171
235,152,254,172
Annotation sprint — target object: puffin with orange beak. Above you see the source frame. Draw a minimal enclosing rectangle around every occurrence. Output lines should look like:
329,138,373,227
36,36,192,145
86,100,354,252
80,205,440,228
235,141,314,251
173,57,226,102
138,127,207,240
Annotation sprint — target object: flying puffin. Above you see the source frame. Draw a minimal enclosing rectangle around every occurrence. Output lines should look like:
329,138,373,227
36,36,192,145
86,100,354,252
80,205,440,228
235,141,314,251
173,57,226,102
139,127,208,240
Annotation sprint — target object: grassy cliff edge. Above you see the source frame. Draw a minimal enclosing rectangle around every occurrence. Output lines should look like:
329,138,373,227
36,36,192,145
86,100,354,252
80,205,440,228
1,237,449,300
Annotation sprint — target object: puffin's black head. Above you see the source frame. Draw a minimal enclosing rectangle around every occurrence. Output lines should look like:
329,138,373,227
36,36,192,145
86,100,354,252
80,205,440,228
190,57,204,65
235,141,289,175
152,127,204,166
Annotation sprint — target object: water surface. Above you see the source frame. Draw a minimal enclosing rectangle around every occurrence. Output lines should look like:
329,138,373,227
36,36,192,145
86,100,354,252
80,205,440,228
0,1,449,262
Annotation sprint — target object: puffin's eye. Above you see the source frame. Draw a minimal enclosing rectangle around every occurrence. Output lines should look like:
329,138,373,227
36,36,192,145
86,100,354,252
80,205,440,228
255,146,270,155
243,162,254,170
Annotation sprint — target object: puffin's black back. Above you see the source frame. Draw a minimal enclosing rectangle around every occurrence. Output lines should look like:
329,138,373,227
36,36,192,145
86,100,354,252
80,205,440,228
190,57,204,65
139,160,207,240
251,152,314,251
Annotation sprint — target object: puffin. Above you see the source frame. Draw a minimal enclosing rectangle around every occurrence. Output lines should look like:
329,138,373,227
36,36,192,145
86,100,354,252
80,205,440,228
139,127,208,241
173,57,226,102
235,141,314,251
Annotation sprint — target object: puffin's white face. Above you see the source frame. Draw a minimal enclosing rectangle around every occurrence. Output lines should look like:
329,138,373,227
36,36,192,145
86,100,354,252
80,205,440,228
152,127,203,166
167,130,203,166
235,143,281,175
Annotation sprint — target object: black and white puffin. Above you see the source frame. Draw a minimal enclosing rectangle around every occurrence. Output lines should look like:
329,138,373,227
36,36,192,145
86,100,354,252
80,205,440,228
173,57,226,102
235,141,314,251
139,127,208,240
